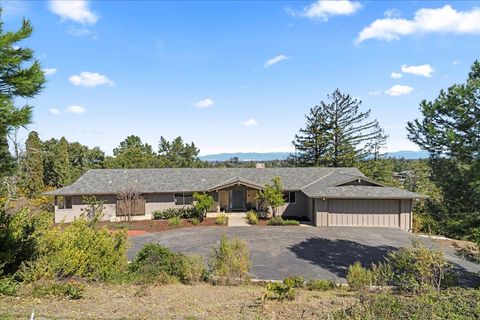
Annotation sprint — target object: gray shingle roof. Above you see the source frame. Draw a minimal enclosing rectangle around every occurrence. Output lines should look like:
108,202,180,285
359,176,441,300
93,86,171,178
45,167,423,199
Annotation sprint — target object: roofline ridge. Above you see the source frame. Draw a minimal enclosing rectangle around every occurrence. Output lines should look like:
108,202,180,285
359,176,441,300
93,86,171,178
300,171,335,191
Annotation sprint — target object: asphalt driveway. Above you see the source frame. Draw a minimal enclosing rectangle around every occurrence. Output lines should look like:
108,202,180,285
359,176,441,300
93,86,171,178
128,226,480,286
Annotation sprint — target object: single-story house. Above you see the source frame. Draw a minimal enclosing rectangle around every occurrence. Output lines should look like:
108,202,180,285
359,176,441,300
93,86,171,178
46,167,424,231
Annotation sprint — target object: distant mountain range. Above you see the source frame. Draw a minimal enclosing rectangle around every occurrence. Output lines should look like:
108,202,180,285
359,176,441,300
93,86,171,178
199,150,429,162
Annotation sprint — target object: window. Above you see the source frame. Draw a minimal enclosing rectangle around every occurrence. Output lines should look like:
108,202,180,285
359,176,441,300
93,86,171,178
174,193,194,205
282,192,296,204
57,196,72,209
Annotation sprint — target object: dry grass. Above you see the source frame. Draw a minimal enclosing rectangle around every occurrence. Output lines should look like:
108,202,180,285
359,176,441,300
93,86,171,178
0,283,355,319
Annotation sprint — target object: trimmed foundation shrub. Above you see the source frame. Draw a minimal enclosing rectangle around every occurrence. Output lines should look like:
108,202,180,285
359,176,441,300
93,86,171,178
190,217,200,225
306,279,335,291
17,217,128,282
32,281,84,300
246,211,258,225
282,219,300,226
152,207,202,220
0,277,18,296
129,244,206,285
168,216,182,228
267,217,300,226
263,282,297,301
283,275,304,288
346,262,372,290
209,234,251,285
215,213,227,225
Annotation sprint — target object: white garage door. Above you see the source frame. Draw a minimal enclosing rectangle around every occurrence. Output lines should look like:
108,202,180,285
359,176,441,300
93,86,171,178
328,199,400,228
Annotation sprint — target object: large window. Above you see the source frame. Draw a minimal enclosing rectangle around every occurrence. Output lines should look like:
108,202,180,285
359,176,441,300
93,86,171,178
174,193,194,205
57,196,73,209
282,192,296,204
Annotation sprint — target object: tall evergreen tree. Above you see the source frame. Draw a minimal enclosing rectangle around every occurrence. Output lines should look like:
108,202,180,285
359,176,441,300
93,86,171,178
108,135,156,168
292,89,383,167
0,13,45,177
21,131,44,196
158,136,202,167
53,137,71,187
407,61,480,238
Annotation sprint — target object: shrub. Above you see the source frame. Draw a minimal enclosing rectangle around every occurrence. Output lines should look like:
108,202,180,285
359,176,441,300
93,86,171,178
129,244,206,285
306,279,335,291
190,217,201,225
346,261,372,291
32,281,84,300
263,282,297,301
267,216,300,226
282,219,300,226
283,275,304,288
0,208,51,275
193,193,213,219
215,213,227,225
0,277,18,296
209,234,251,285
371,261,394,286
267,216,284,225
168,216,182,228
153,207,203,220
246,211,258,225
17,217,128,282
387,239,452,292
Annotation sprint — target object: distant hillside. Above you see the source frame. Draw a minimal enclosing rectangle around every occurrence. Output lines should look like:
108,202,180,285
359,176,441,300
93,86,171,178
199,150,428,162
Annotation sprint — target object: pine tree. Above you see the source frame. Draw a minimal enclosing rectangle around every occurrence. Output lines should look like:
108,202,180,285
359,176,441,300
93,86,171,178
292,89,383,167
21,131,44,196
53,137,71,187
0,14,45,177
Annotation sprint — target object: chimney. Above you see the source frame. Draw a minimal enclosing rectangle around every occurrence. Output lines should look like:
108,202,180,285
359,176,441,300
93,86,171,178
255,163,265,169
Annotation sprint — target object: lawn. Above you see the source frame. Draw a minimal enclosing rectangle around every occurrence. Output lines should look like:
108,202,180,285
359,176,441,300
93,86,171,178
0,283,354,319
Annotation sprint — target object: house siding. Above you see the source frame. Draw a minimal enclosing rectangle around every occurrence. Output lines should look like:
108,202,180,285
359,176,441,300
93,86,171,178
277,191,309,218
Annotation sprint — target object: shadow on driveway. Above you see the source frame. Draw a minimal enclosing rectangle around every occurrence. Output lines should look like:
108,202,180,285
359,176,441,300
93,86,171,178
289,237,395,278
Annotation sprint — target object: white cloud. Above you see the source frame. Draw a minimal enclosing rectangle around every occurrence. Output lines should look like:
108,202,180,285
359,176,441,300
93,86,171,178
300,0,361,21
43,68,57,75
264,54,289,68
390,72,402,79
401,64,434,77
68,27,97,39
357,5,480,43
241,118,258,126
385,85,413,96
368,90,381,96
49,108,61,115
452,59,460,65
48,0,98,25
66,105,86,114
384,8,401,19
68,72,114,87
194,98,215,108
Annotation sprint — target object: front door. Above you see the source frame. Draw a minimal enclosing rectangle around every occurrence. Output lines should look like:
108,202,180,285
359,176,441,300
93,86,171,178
230,189,246,211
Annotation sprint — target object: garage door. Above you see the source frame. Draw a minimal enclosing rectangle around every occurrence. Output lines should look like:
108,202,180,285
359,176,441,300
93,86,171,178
328,199,400,228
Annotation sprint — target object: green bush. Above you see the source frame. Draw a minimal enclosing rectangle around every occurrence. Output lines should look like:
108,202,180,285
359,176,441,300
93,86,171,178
17,217,128,282
0,209,51,275
283,275,304,288
329,288,480,320
267,216,284,225
168,216,182,228
215,213,227,225
190,217,200,225
387,239,452,292
267,217,300,226
246,211,258,225
0,277,18,296
346,261,372,290
129,244,206,285
152,207,202,220
32,281,84,300
193,193,213,219
209,234,251,285
371,261,394,286
282,219,300,226
263,282,297,301
306,279,335,291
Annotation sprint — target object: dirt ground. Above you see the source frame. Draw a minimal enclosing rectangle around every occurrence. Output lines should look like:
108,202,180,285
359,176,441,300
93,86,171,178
0,283,355,320
99,217,219,233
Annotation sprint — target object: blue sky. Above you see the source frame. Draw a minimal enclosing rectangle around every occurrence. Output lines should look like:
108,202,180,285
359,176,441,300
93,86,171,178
3,0,480,155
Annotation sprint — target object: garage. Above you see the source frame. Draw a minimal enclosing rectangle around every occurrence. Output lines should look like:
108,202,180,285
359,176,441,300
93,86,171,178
314,198,413,231
328,199,400,228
